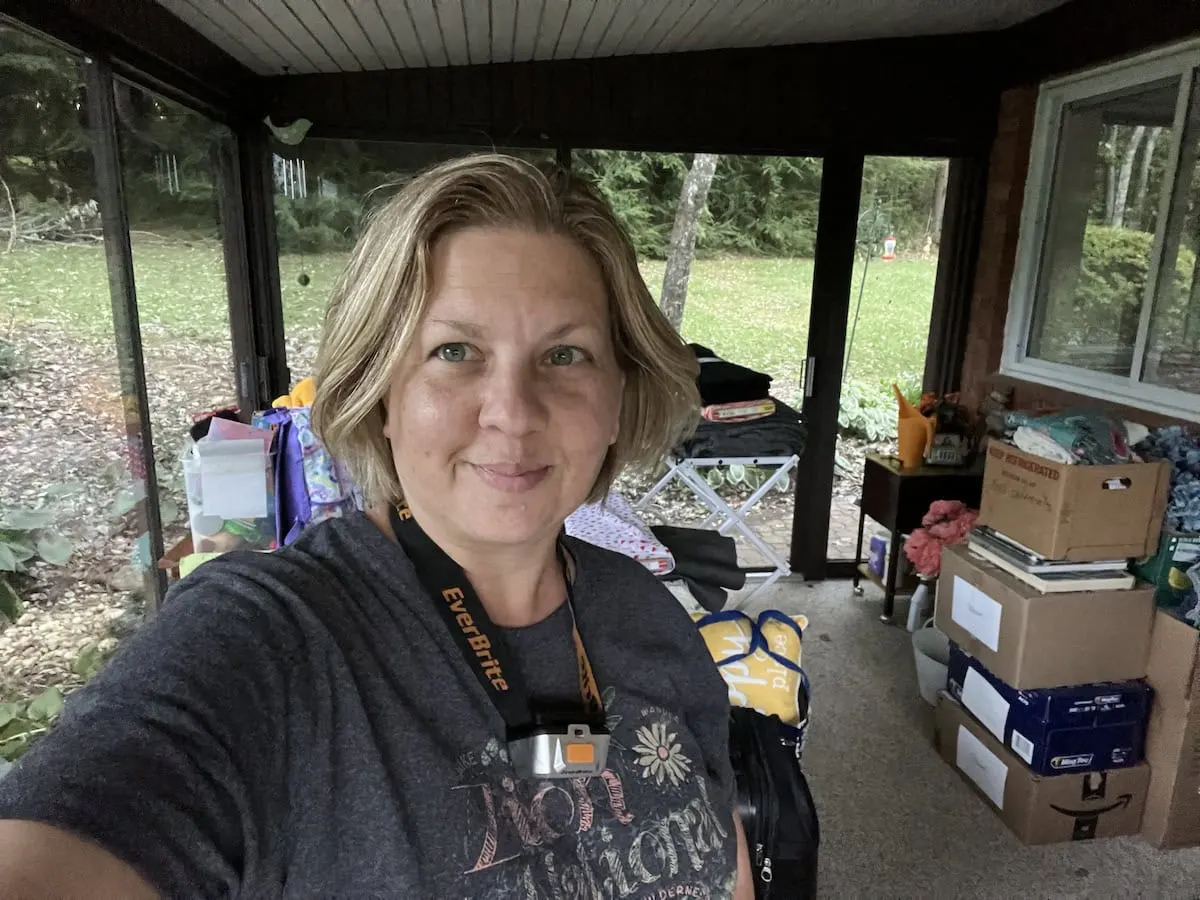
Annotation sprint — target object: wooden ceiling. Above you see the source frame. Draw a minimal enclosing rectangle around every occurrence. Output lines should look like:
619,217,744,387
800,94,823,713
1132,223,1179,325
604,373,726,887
153,0,1070,75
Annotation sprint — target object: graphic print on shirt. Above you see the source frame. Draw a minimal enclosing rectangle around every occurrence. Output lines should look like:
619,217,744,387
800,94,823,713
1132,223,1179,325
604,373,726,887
450,688,736,899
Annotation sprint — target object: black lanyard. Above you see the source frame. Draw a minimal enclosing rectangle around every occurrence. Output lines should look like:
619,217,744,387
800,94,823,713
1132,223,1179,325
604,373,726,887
388,502,604,732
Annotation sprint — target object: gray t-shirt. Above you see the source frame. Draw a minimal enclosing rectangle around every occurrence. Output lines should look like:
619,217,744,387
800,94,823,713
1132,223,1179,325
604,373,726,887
0,513,737,899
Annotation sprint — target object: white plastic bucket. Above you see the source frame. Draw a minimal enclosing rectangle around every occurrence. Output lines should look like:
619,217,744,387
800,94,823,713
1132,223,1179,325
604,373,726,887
912,623,950,706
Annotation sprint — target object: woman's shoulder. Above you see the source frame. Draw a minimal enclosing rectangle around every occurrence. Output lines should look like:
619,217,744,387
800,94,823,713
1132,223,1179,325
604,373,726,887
566,537,696,629
165,513,412,630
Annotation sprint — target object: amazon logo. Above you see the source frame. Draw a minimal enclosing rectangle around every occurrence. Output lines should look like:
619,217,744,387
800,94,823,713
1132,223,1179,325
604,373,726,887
1050,794,1133,841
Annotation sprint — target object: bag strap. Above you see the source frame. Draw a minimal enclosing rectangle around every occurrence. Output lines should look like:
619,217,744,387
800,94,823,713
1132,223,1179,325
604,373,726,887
695,609,767,667
755,610,806,675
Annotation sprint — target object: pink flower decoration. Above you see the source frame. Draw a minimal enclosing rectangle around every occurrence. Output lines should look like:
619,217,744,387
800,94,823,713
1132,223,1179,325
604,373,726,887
904,501,978,578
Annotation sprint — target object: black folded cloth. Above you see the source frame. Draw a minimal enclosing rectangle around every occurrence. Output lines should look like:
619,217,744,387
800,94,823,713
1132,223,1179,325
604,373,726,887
690,343,772,406
677,399,807,460
652,525,746,613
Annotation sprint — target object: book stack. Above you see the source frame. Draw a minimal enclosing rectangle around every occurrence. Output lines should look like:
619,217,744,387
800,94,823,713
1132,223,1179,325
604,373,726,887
932,440,1172,845
966,526,1134,593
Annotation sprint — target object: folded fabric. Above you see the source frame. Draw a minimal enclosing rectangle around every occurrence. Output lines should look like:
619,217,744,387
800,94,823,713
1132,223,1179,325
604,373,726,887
1013,425,1076,465
677,399,807,459
701,398,776,423
651,524,745,611
1006,409,1135,465
566,492,674,575
690,343,772,406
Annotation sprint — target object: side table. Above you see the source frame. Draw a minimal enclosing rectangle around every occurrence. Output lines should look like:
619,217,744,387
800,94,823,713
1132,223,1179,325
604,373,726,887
852,452,983,623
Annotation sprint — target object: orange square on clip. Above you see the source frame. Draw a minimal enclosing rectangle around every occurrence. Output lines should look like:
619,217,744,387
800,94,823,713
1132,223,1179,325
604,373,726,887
565,743,595,765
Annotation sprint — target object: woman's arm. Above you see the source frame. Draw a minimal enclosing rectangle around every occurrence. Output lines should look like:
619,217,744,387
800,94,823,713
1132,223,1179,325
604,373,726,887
0,562,299,898
733,812,754,900
0,821,158,899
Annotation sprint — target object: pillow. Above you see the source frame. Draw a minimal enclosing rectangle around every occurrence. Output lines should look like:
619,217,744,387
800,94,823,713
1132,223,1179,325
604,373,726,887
692,610,809,727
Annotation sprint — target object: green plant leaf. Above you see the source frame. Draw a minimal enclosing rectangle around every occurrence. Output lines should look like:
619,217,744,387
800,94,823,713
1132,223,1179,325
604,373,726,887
0,542,18,573
26,687,64,722
35,533,73,566
72,641,106,680
0,578,21,623
0,703,20,730
0,509,55,531
3,540,35,565
111,487,141,519
0,716,33,744
42,481,85,500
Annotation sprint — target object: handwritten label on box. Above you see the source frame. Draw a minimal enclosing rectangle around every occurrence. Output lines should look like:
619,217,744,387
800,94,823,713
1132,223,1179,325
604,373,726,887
962,667,1011,743
957,725,1008,810
951,576,1002,653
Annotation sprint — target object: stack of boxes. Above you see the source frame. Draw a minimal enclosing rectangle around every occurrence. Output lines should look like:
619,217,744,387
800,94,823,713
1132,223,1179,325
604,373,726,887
932,440,1200,846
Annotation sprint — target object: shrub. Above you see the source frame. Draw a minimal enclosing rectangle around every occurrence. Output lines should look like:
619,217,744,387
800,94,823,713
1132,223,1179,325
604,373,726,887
837,374,921,442
1039,224,1196,354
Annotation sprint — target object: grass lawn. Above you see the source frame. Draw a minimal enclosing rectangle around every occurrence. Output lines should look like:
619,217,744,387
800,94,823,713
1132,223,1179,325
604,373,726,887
2,241,937,403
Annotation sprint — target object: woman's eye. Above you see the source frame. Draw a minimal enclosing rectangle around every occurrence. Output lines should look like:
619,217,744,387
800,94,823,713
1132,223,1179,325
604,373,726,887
547,346,585,366
434,343,475,362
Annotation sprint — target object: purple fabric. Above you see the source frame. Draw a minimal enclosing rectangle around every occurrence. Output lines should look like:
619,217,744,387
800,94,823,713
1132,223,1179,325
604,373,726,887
252,408,310,546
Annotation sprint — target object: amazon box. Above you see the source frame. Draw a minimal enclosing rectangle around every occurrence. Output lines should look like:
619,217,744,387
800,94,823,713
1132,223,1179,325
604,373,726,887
936,546,1155,689
947,644,1151,776
977,442,1169,561
935,695,1150,844
1141,609,1200,848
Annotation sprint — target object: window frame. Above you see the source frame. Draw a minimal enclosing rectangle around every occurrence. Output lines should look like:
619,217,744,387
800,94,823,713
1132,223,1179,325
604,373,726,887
1002,38,1200,420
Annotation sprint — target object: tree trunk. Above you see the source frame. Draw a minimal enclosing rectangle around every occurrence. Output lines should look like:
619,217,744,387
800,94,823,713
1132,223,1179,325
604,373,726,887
1105,126,1119,226
1134,126,1163,228
0,175,15,253
929,160,949,249
1112,125,1145,229
660,153,719,331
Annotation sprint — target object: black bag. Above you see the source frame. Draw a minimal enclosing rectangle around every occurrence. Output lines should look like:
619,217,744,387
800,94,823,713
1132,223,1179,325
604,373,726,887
730,707,819,900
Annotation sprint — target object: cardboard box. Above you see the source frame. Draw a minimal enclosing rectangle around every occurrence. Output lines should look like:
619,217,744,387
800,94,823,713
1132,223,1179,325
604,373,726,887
1130,530,1200,613
947,643,1151,775
977,442,1169,561
1141,609,1200,848
935,695,1150,844
936,545,1155,689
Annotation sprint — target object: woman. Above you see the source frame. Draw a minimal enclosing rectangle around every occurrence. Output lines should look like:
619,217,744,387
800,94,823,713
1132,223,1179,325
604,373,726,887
0,155,752,898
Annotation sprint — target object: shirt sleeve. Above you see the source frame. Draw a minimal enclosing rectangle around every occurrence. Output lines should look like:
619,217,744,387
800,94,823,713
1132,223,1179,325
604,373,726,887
0,561,302,898
672,610,737,814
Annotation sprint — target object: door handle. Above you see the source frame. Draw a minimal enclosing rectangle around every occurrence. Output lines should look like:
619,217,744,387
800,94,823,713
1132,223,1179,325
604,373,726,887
802,356,816,399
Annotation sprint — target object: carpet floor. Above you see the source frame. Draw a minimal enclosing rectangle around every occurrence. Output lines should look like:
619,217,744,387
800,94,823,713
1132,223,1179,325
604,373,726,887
728,578,1200,900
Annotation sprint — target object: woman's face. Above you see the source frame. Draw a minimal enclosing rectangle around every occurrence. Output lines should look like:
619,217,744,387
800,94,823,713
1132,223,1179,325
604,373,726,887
382,227,624,551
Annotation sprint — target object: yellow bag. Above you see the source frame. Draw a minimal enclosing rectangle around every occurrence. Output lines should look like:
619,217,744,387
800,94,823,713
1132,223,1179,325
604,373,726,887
692,609,809,727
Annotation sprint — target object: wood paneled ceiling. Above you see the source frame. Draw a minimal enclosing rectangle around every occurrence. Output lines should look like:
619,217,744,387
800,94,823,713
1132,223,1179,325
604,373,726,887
153,0,1070,75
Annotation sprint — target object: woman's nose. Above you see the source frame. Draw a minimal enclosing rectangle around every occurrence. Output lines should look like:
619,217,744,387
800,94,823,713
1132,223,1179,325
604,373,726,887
477,365,549,436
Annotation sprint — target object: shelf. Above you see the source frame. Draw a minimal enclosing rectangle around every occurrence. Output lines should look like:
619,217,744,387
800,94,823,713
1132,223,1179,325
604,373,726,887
856,563,916,597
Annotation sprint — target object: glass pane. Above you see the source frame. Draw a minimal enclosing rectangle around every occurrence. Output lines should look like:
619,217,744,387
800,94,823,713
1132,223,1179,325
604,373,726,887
113,80,237,576
1143,72,1200,392
0,29,152,714
828,157,945,561
275,140,554,381
1027,77,1180,375
578,151,821,570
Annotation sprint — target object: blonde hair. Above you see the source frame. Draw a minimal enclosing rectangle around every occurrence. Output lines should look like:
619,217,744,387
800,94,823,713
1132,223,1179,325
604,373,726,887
312,153,700,505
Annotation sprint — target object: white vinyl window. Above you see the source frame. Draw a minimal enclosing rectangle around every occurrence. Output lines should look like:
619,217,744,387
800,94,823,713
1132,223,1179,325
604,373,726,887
1003,40,1200,420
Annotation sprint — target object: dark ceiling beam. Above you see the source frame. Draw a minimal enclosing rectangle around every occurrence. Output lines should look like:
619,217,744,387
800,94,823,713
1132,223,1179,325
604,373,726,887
1002,0,1200,86
261,31,1007,157
0,0,257,120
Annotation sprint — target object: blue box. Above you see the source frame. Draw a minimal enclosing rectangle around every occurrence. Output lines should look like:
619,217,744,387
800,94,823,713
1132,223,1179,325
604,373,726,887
868,535,888,577
947,644,1151,776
